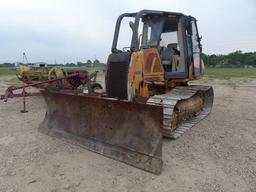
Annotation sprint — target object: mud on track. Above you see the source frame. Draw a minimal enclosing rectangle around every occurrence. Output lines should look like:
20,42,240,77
0,76,256,192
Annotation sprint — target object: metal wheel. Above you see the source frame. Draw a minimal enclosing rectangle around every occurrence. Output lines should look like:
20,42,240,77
88,83,103,93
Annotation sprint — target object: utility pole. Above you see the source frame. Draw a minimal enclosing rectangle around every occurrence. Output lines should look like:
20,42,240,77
22,52,29,64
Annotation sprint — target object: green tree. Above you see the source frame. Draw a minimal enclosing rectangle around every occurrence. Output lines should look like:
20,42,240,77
202,51,256,67
77,61,84,67
93,59,100,64
86,60,92,65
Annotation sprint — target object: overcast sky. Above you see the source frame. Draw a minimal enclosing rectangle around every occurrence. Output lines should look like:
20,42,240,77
0,0,255,63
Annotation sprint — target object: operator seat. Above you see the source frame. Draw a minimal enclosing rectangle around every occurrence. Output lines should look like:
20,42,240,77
160,43,177,72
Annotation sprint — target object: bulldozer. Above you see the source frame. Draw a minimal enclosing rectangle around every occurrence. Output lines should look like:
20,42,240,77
39,10,213,174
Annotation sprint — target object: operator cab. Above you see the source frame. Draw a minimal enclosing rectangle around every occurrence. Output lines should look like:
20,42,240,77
111,10,204,80
139,14,183,76
138,12,203,79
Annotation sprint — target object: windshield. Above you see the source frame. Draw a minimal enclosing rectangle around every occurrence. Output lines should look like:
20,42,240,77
140,16,164,48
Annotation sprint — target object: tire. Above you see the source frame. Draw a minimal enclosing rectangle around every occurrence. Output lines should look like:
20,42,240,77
88,83,103,93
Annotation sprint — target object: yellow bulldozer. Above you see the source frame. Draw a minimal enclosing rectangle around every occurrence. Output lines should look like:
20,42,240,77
39,10,214,174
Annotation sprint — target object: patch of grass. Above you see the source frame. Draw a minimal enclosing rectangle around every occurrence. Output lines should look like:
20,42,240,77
205,68,256,79
0,67,18,75
2,66,255,80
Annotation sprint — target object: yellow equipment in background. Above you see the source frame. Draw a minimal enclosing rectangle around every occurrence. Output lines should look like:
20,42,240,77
18,63,52,82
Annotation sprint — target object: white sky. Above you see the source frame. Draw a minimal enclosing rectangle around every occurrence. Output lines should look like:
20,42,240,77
0,0,255,63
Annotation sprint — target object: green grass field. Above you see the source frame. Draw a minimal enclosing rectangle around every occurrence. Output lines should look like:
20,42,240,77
1,67,256,79
205,68,256,79
0,67,18,75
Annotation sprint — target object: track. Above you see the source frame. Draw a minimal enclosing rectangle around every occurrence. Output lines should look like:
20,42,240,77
147,85,214,139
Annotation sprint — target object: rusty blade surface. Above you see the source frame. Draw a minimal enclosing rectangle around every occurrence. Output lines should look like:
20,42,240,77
39,91,163,174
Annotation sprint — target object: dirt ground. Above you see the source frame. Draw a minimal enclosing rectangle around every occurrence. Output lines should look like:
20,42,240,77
0,76,255,192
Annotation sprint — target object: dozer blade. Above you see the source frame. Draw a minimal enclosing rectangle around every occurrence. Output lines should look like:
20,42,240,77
39,91,163,174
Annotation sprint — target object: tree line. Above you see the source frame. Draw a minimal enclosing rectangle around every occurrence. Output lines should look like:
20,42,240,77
1,51,256,68
202,50,256,68
65,59,104,67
